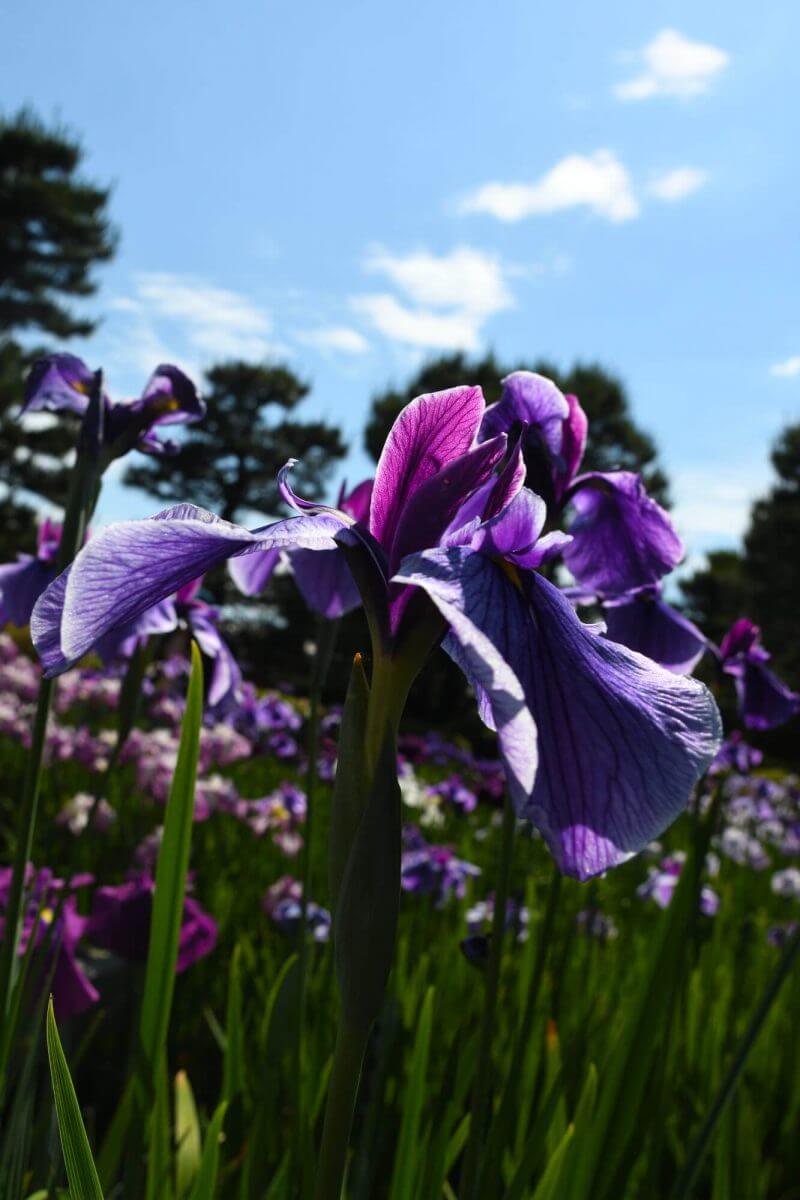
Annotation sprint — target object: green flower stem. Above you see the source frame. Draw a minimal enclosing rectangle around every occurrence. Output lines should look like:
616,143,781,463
0,374,104,1077
461,793,517,1200
313,1019,370,1200
293,617,339,1189
0,420,101,1043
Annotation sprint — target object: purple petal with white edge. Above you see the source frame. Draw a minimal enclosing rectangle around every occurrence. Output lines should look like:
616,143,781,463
602,588,709,675
392,550,538,814
188,611,242,706
370,386,485,552
396,547,721,880
563,471,684,594
291,548,361,619
480,372,569,455
22,354,95,416
388,435,507,570
277,460,349,518
228,548,282,596
28,569,71,674
32,507,344,673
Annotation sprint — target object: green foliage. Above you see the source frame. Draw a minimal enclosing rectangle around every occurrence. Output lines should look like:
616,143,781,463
0,108,116,552
45,998,104,1200
744,421,800,684
364,351,670,504
124,360,346,523
680,550,749,648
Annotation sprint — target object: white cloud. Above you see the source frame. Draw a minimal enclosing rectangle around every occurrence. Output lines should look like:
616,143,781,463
671,464,769,546
615,29,729,102
459,151,639,223
134,272,274,361
771,356,800,379
297,326,369,355
353,245,515,351
648,167,709,201
352,295,486,352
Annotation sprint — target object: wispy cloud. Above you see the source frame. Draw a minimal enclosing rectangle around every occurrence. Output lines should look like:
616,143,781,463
648,167,709,201
615,30,729,102
458,151,639,223
134,272,274,361
671,463,769,546
296,326,369,355
353,245,515,351
770,355,800,379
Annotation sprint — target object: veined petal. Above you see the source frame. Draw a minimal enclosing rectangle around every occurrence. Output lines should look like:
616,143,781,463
602,588,709,674
370,386,485,551
555,393,588,499
393,549,538,814
340,479,374,524
388,435,507,569
396,547,721,880
727,659,800,730
32,507,343,674
188,611,242,706
563,471,684,594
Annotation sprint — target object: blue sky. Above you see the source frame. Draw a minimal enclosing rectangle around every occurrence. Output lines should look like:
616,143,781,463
3,0,799,564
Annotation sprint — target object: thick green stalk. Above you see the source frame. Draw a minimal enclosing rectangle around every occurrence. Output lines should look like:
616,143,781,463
0,402,101,1036
313,1021,370,1200
293,617,339,1191
461,794,517,1199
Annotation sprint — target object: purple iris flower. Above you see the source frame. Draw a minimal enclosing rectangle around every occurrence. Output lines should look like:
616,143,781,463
401,826,481,907
0,866,98,1021
718,619,800,730
31,382,721,880
637,854,720,916
710,732,763,775
23,354,203,459
263,876,331,942
85,875,217,972
229,477,374,619
0,519,63,629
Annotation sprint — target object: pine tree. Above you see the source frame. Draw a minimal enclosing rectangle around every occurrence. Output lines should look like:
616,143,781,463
0,109,117,556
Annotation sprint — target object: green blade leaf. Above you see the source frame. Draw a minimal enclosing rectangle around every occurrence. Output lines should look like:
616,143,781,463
175,1071,202,1197
45,997,104,1200
388,988,435,1200
188,1102,228,1200
222,945,246,1105
328,653,370,917
139,643,204,1087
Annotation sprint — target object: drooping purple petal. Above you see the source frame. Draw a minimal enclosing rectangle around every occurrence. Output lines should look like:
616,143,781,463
139,364,205,424
22,354,95,416
719,618,763,662
392,550,538,815
396,546,721,880
291,548,361,619
479,372,569,455
563,471,684,594
188,610,242,706
370,386,485,552
31,506,344,675
228,548,282,596
602,587,709,674
726,659,800,730
94,598,179,665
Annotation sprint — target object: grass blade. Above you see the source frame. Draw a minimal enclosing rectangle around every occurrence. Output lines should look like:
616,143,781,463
139,643,203,1089
45,997,103,1200
189,1102,228,1200
175,1071,202,1197
388,987,434,1200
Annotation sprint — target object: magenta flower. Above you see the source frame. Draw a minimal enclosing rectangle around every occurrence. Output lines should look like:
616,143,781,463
23,353,203,459
31,382,721,879
85,875,217,972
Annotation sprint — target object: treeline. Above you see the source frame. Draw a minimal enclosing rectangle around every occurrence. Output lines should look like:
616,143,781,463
2,108,797,736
